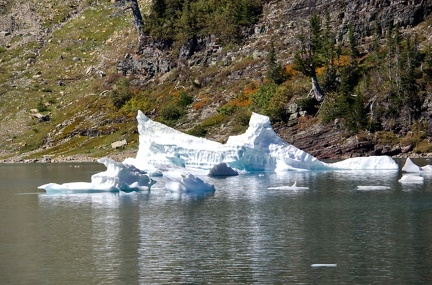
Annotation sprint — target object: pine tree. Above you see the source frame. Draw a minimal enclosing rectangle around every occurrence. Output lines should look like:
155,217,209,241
322,12,337,93
266,42,289,85
348,24,358,63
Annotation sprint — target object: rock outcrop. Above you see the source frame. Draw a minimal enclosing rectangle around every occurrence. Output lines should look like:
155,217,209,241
117,0,432,82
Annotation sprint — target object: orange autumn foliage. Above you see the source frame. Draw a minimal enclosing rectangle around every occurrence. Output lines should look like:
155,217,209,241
192,94,210,110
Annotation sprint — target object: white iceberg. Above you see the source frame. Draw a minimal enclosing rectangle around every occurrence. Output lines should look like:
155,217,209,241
402,157,432,172
39,111,400,194
125,111,399,172
165,173,216,194
398,174,424,184
38,157,156,194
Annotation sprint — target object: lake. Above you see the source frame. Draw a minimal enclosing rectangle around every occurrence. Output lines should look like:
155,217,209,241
1,159,432,284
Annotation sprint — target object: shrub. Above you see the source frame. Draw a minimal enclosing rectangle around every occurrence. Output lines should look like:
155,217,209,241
178,92,193,107
217,104,237,116
296,96,319,115
159,103,184,125
414,139,432,153
233,108,252,126
37,99,49,112
250,82,277,115
110,77,132,109
187,125,207,137
201,113,226,128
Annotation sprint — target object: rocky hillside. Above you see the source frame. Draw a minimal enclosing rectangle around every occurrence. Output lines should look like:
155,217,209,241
1,0,432,162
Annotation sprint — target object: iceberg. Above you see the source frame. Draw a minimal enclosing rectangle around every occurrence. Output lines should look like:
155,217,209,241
165,173,216,194
398,174,424,184
125,111,399,172
38,111,400,194
38,157,156,194
402,157,432,172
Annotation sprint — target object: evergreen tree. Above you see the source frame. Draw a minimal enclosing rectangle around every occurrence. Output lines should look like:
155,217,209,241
372,21,383,81
267,42,289,85
423,45,432,83
348,24,359,62
322,12,337,93
400,34,421,124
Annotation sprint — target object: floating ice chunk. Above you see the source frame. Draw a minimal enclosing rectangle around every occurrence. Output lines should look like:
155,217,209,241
268,181,309,190
328,156,398,170
127,111,398,172
311,264,337,268
38,157,156,194
402,158,421,172
37,182,118,194
208,163,239,177
402,157,432,172
421,164,432,172
357,185,391,190
398,174,424,184
165,173,216,194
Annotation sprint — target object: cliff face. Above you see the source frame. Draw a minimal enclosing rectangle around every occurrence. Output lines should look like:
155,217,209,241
281,0,431,33
118,0,432,84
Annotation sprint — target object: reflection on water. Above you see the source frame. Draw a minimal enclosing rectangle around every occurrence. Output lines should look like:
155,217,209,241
1,161,432,284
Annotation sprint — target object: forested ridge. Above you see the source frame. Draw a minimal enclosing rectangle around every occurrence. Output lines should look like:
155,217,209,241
1,0,432,161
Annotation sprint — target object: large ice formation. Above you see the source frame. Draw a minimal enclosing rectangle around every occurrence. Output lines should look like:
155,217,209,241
38,157,155,194
38,111,400,194
125,111,399,172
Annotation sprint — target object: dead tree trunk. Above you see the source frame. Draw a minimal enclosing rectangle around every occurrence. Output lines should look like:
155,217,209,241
129,0,144,41
309,75,324,102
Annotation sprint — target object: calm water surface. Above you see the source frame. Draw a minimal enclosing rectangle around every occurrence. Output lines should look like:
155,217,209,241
1,159,432,284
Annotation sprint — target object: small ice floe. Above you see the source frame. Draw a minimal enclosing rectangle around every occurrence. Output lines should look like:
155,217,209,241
356,185,391,191
268,181,309,190
311,263,337,268
165,173,216,194
402,157,432,172
398,174,424,184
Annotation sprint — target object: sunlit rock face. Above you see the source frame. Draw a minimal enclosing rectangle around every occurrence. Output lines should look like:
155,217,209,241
126,111,399,172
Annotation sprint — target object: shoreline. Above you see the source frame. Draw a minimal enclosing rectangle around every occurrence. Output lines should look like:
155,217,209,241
2,151,432,164
0,150,137,164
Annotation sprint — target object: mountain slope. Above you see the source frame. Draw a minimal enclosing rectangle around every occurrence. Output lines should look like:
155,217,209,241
1,0,432,161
